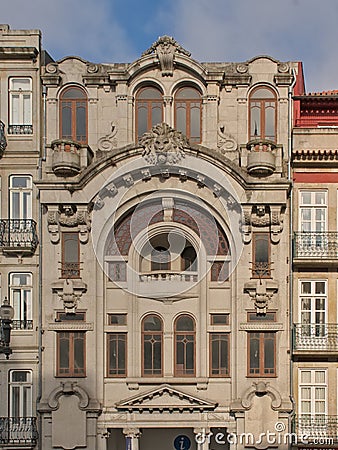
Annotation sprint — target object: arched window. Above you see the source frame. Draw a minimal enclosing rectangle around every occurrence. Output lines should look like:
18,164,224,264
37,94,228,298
142,315,163,376
249,87,276,142
174,87,202,143
60,87,87,143
175,315,195,376
136,87,163,140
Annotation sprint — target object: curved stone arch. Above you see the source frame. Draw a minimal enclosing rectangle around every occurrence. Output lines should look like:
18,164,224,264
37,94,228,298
170,78,206,98
130,78,166,98
127,53,208,84
48,382,90,411
241,381,282,411
91,154,244,275
247,82,280,101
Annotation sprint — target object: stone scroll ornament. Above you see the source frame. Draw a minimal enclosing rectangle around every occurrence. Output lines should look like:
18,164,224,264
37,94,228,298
139,123,188,165
142,35,191,76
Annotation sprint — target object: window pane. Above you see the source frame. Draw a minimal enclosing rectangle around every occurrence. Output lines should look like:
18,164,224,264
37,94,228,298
250,334,260,369
264,104,275,140
151,105,162,127
62,88,86,99
176,315,194,331
11,78,31,90
59,334,70,370
11,94,20,123
264,334,275,370
176,105,186,135
74,333,85,374
138,87,162,99
251,88,275,99
76,103,86,141
143,315,162,331
23,94,32,124
137,106,148,137
250,104,260,138
62,104,72,138
190,105,201,141
64,233,79,263
255,235,269,263
176,88,200,99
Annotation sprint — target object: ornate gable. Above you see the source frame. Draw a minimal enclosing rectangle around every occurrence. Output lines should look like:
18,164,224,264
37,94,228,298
116,384,217,413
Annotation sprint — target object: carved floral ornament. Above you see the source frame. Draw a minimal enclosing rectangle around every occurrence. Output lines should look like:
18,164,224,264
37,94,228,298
140,122,188,165
241,204,284,244
47,204,91,244
142,35,191,76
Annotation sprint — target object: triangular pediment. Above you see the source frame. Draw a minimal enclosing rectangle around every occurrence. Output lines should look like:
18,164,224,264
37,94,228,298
116,384,217,413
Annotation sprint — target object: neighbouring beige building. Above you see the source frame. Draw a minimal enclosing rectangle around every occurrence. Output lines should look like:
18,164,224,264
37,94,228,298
2,23,336,450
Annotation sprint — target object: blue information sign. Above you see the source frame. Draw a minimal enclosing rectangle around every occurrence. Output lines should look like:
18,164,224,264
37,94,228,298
174,435,191,450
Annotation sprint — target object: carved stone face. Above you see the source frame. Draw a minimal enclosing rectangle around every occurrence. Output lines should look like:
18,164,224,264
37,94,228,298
154,137,171,153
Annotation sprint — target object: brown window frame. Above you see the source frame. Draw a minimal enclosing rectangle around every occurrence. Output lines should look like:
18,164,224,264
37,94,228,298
61,232,80,279
135,86,163,141
174,315,196,377
209,333,230,377
59,86,88,144
249,87,277,142
141,315,163,377
210,313,230,325
107,333,127,377
252,232,271,279
56,331,86,377
174,87,202,143
247,332,276,377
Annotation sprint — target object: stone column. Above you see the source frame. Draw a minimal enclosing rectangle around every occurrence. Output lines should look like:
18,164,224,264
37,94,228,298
163,96,173,126
194,427,211,450
96,430,108,450
123,428,141,450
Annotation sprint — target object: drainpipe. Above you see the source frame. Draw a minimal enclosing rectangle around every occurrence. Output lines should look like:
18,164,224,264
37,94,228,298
37,83,47,450
288,68,297,444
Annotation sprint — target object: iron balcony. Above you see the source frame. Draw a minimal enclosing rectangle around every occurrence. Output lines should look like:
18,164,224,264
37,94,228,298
0,219,38,254
293,232,338,260
293,323,338,352
0,417,38,446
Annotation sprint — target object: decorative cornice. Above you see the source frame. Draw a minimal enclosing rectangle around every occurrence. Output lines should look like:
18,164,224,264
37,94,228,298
0,46,39,60
293,148,338,161
47,204,91,244
48,322,94,331
241,204,285,244
239,322,283,331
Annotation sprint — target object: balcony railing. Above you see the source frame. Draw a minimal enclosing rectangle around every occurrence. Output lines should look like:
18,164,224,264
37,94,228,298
139,271,198,282
293,416,338,444
61,262,81,278
293,323,338,352
0,219,38,254
12,320,33,330
8,124,33,135
293,232,338,259
0,417,38,445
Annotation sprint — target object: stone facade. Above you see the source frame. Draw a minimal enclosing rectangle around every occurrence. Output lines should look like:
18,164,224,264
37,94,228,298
1,24,334,450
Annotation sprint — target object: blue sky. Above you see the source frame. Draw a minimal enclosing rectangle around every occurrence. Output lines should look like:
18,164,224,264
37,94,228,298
2,0,338,92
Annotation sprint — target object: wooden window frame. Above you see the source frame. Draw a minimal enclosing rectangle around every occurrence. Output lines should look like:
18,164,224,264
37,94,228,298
247,332,276,377
249,87,277,142
107,333,127,377
141,315,163,377
209,333,230,377
174,87,202,143
59,86,88,143
252,232,271,279
56,331,86,377
135,86,163,141
61,232,80,278
9,77,32,126
174,315,196,377
210,313,230,325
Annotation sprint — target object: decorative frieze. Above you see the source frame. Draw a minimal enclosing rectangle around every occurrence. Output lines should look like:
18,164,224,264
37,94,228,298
244,279,278,314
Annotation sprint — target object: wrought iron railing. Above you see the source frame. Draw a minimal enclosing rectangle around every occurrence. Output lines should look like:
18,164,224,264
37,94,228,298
61,262,81,278
0,219,38,252
293,323,338,351
293,416,338,444
251,261,271,278
0,120,7,155
12,320,33,330
293,232,338,259
0,417,38,445
8,124,33,135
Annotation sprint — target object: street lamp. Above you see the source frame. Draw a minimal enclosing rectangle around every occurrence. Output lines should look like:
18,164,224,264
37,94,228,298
0,297,14,359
